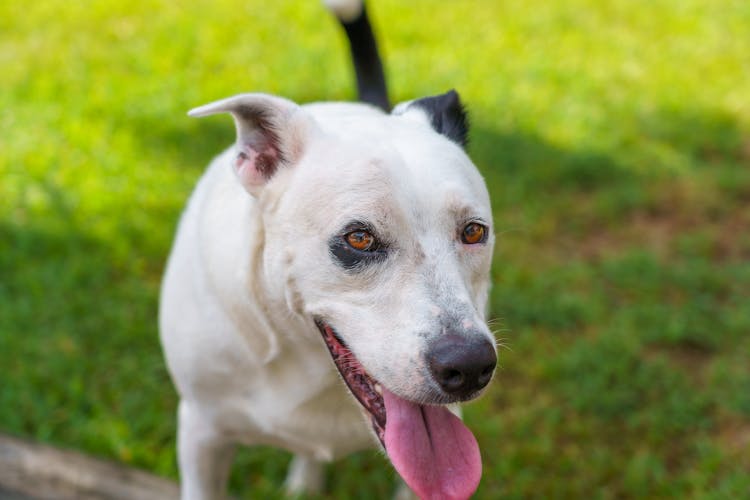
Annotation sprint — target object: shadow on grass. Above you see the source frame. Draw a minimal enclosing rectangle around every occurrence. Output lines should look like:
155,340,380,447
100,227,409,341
471,125,635,194
1,99,748,497
470,104,748,194
635,106,749,167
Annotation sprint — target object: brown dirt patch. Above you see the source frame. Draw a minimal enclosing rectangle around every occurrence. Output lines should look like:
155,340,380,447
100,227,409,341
716,416,750,462
574,179,750,262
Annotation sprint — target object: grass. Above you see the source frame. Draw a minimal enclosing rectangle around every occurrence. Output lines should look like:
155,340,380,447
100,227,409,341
1,0,749,497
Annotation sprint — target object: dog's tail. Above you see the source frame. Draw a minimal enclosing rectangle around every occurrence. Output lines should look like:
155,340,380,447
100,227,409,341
325,0,390,111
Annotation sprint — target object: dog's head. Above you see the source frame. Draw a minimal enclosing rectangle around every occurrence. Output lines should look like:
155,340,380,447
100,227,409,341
190,91,495,498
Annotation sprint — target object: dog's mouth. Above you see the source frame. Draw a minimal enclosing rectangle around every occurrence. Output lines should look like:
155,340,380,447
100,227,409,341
315,319,482,500
315,319,387,441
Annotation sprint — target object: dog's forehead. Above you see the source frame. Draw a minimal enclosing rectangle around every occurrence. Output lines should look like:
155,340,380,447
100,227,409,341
288,110,491,228
391,132,490,216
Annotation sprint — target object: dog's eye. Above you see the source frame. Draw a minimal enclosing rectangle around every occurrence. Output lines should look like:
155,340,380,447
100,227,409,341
345,230,376,251
461,222,487,245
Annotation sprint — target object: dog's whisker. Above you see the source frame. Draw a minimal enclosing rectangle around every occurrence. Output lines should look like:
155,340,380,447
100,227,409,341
491,334,513,352
495,342,513,353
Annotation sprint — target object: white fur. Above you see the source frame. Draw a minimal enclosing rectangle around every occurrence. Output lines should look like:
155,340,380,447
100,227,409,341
160,97,495,499
323,0,364,23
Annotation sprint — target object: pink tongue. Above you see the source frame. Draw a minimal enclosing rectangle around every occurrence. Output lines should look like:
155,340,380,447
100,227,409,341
383,388,481,500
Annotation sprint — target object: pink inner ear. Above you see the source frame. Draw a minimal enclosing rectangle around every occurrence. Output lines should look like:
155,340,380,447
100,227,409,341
234,144,280,189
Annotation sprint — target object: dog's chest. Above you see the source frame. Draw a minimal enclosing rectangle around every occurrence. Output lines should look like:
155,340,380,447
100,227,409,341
213,336,376,460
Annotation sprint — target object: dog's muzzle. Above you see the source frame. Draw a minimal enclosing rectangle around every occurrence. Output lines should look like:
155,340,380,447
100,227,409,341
314,318,489,500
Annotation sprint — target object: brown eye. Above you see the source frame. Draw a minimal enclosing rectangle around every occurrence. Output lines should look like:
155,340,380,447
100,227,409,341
461,222,487,245
346,230,376,251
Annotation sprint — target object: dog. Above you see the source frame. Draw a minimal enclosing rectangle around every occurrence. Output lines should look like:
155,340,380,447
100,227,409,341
159,1,497,498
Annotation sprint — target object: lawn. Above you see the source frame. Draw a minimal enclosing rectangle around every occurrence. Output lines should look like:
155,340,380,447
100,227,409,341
1,0,749,498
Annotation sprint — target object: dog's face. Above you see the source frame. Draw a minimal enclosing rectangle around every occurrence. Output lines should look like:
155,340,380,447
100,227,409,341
191,90,497,403
279,114,494,392
190,91,496,497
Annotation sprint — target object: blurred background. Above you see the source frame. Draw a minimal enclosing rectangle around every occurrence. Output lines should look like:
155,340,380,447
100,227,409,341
1,0,748,497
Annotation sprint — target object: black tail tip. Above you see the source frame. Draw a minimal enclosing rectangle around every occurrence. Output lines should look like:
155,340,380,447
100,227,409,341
326,0,390,110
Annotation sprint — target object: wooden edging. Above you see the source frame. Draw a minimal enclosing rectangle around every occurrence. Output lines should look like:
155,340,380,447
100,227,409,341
0,433,179,500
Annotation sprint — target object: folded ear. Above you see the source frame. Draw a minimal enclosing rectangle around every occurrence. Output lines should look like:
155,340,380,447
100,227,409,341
189,93,316,195
392,89,469,148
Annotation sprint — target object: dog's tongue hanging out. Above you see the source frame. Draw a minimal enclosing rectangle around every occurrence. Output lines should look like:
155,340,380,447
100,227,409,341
382,388,481,500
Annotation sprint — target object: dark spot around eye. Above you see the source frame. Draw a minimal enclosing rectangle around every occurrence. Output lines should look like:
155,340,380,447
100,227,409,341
329,222,387,271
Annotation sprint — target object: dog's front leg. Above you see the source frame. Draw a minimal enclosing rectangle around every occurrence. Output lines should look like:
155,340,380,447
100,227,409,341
177,400,236,500
393,479,417,500
283,454,324,496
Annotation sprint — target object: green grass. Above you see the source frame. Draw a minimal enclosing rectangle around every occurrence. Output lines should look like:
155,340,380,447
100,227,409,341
1,0,749,498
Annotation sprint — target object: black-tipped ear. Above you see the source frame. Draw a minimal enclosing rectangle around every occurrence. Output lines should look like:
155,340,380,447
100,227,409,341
188,93,316,195
394,89,469,147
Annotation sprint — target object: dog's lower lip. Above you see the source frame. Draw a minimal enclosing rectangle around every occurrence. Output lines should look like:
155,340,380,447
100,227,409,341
314,319,386,443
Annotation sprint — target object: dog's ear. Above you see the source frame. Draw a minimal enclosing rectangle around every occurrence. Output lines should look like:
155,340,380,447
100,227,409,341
189,93,316,195
392,89,469,148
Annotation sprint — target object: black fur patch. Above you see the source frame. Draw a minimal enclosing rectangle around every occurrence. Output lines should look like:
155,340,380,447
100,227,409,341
410,89,469,147
328,221,388,271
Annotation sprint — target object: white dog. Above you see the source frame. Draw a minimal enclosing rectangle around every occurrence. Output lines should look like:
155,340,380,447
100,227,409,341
160,2,497,499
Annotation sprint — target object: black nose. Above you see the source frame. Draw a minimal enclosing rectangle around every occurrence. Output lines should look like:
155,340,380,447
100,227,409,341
427,334,497,398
